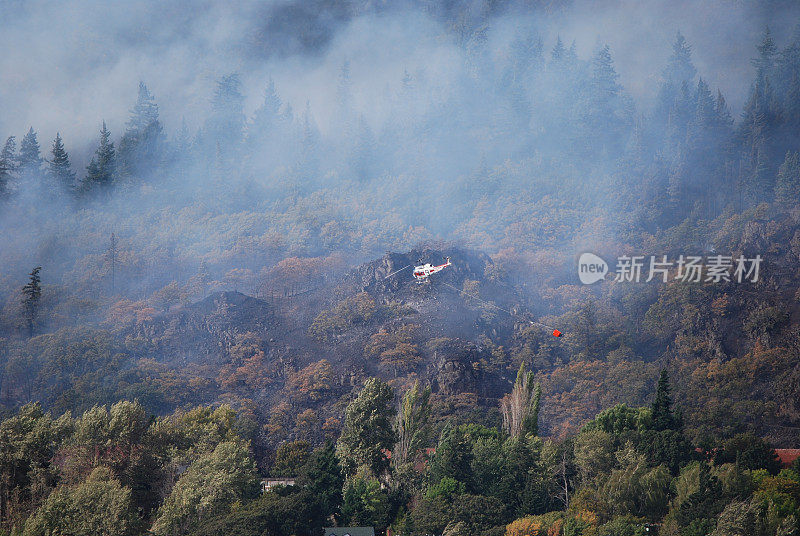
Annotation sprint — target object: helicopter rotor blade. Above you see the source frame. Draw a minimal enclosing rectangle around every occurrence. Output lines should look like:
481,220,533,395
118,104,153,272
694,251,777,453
384,264,412,279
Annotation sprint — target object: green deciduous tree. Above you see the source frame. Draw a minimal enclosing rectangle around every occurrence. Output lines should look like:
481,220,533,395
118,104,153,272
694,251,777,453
341,472,390,529
0,403,71,532
574,429,616,486
150,440,259,536
187,487,323,536
584,404,652,436
603,445,672,521
272,440,311,476
336,378,396,479
23,467,138,536
717,433,781,475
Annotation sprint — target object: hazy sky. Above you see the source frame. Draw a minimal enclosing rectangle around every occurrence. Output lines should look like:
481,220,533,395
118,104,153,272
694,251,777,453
0,0,797,160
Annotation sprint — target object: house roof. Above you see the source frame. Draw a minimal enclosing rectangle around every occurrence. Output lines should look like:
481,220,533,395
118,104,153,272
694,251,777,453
324,527,375,536
775,449,800,467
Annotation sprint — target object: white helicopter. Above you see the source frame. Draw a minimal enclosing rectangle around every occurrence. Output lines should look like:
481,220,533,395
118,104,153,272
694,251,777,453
384,257,452,283
412,257,452,282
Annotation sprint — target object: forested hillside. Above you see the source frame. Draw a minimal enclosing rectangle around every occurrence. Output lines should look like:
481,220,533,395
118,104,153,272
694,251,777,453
1,0,800,535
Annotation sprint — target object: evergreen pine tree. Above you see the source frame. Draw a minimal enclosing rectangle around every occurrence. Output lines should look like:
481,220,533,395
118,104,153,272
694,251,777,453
775,151,800,208
118,82,163,178
714,90,733,129
259,78,283,129
246,77,283,154
753,26,777,85
48,133,76,193
785,73,800,128
694,78,716,127
655,33,697,136
174,118,192,155
18,127,42,176
566,40,578,64
207,73,245,162
81,122,116,193
739,76,779,204
0,136,17,198
586,45,630,155
127,81,159,132
663,32,697,86
551,36,566,64
21,266,42,337
428,422,473,488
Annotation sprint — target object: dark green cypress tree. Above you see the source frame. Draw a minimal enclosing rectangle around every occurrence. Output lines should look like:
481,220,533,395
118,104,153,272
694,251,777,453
428,423,473,490
48,133,76,193
298,441,343,520
652,369,676,431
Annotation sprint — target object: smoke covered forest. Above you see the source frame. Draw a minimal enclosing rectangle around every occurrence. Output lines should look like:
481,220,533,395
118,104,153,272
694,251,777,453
2,0,800,535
